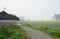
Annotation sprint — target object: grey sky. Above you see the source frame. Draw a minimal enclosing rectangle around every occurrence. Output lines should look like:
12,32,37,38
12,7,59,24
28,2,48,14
0,0,60,20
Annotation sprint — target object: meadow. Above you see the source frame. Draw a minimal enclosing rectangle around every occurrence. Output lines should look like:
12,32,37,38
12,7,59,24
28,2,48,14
21,20,60,38
0,25,28,39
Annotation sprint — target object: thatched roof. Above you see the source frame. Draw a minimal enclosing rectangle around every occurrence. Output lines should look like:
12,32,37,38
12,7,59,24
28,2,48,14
0,11,19,20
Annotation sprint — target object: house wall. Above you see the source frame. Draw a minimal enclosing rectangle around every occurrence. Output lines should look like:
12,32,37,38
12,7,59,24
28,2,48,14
0,20,17,25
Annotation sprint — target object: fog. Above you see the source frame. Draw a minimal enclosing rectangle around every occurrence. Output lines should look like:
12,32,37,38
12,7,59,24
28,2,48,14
0,0,60,20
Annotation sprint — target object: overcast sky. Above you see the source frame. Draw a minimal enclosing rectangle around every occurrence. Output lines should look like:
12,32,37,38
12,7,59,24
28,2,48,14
0,0,60,20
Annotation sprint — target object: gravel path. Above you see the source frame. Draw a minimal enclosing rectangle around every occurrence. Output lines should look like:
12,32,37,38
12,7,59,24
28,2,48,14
21,26,54,39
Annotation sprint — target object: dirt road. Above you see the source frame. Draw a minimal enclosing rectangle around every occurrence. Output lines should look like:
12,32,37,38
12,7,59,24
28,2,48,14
21,26,54,39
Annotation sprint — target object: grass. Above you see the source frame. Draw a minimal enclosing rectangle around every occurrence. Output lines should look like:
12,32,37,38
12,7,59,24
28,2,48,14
0,25,28,39
21,20,60,38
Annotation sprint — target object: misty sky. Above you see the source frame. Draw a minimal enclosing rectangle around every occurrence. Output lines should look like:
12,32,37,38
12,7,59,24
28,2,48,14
0,0,60,20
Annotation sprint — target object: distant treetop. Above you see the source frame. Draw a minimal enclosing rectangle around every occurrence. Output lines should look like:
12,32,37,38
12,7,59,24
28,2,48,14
53,14,60,20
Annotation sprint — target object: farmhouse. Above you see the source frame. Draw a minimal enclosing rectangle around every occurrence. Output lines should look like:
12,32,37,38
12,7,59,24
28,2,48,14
0,11,19,25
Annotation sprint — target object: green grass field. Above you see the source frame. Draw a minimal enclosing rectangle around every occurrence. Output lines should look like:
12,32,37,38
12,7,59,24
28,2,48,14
21,20,60,38
0,25,28,39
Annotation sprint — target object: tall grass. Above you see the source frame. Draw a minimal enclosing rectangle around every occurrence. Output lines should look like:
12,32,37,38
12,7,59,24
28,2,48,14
0,26,28,39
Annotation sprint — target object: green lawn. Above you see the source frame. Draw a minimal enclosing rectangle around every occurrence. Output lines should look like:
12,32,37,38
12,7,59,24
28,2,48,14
21,20,60,38
0,25,28,39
